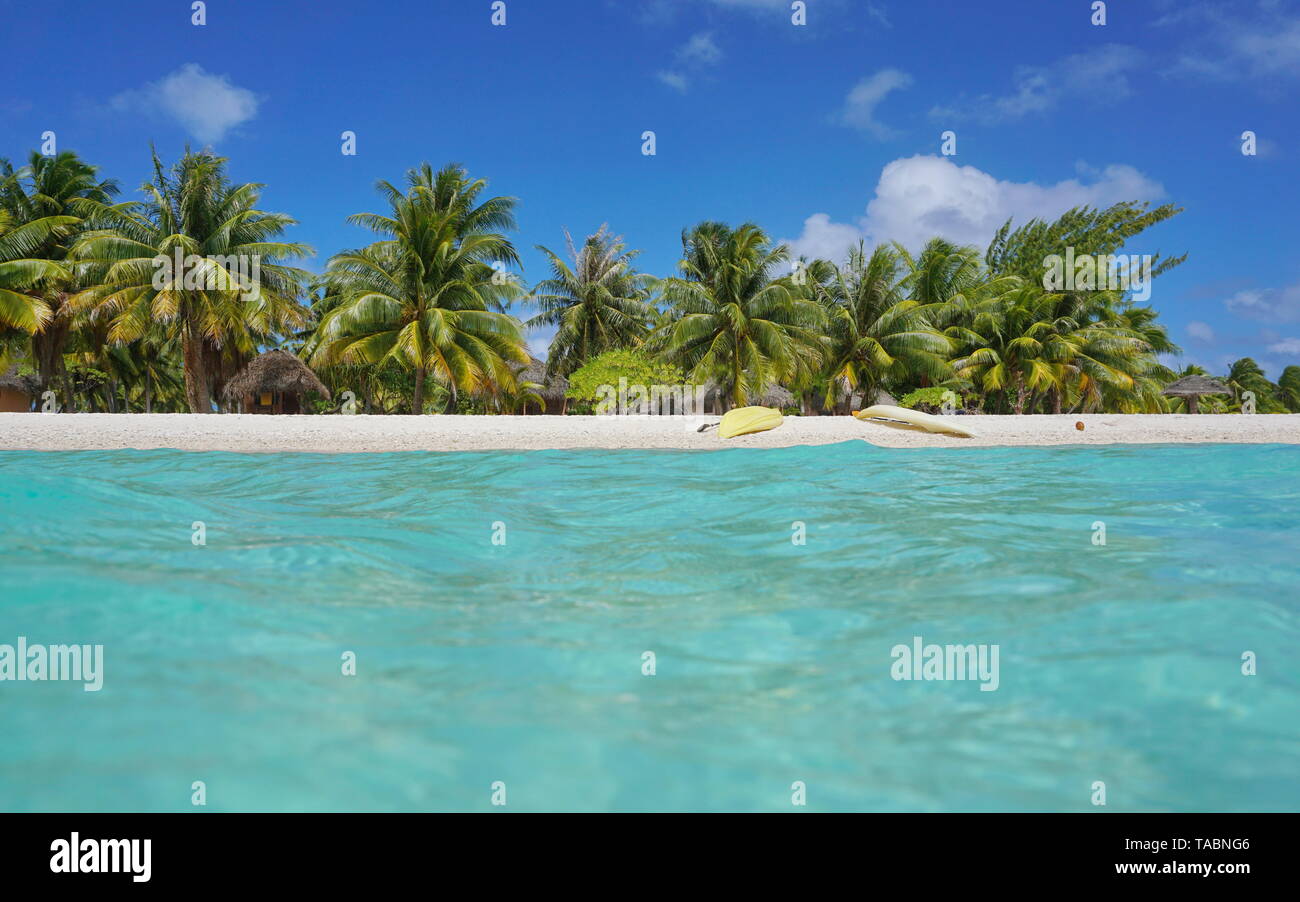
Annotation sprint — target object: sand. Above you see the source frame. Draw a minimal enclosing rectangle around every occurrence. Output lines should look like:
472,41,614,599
1,412,1297,452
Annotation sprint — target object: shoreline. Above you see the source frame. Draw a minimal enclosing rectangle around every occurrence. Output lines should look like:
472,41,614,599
1,413,1297,453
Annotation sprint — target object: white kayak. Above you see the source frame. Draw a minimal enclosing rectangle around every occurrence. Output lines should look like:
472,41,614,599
853,404,975,438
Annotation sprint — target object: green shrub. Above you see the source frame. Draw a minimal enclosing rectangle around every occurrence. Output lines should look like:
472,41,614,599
567,349,684,403
898,387,960,410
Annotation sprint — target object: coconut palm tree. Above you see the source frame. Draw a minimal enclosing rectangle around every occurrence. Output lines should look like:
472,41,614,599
308,163,528,414
898,238,1018,313
975,202,1186,414
527,225,653,378
68,149,311,412
1278,366,1300,412
812,242,951,413
0,152,118,396
652,222,824,411
1224,357,1285,412
1014,287,1168,414
0,206,74,333
950,283,1070,414
493,376,545,414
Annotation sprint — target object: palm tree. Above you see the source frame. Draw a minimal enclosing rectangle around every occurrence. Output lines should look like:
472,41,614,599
493,376,545,414
967,203,1189,414
0,206,73,333
68,149,311,412
1279,366,1300,413
899,238,1017,311
950,283,1068,414
0,152,118,396
1097,302,1179,412
813,243,951,413
1224,357,1283,412
653,222,824,411
527,225,652,378
308,163,528,414
1023,289,1168,414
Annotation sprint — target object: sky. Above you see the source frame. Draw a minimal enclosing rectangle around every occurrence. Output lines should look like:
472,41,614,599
2,0,1298,375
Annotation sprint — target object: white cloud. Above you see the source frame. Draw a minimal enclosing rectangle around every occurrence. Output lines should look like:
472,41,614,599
865,2,890,27
677,32,722,66
657,32,723,92
656,71,690,92
782,214,868,262
1160,3,1300,82
707,0,791,8
700,0,883,23
1268,337,1300,355
931,45,1143,124
837,69,912,138
1226,280,1300,323
109,64,259,143
781,155,1166,262
1187,321,1216,342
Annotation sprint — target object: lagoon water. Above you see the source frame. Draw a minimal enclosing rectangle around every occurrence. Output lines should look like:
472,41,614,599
1,442,1297,812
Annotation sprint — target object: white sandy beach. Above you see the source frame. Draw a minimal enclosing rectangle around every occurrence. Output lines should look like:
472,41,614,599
0,412,1296,452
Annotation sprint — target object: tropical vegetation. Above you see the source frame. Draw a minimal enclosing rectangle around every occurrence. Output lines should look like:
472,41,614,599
3,145,1297,415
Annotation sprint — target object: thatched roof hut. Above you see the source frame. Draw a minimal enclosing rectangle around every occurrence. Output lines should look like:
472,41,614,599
0,366,36,392
1162,374,1230,414
222,350,329,414
0,366,37,412
516,355,569,414
698,380,796,413
754,385,795,409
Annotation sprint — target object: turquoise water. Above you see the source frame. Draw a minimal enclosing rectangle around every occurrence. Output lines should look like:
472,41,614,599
1,441,1297,812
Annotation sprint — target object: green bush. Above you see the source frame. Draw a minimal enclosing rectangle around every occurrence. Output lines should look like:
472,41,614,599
898,387,961,410
567,349,684,404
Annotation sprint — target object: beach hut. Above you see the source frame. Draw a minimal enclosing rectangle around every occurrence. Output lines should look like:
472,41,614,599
0,366,36,412
697,381,796,414
517,356,569,415
799,384,894,415
1162,374,1231,414
754,385,795,410
222,350,330,414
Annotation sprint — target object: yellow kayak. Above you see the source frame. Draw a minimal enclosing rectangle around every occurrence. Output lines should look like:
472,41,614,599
853,404,974,437
717,406,784,438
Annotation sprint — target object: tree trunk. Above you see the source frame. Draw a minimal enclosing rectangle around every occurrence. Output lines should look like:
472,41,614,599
182,332,211,413
32,318,69,399
412,366,426,414
60,362,75,413
1013,376,1028,415
443,379,459,414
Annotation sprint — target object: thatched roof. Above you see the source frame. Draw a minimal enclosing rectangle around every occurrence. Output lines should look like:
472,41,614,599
754,385,794,408
1162,374,1231,397
222,350,329,401
0,366,36,395
700,380,794,408
516,355,569,402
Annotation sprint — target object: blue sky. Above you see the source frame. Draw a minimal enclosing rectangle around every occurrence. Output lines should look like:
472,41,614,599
2,0,1298,374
